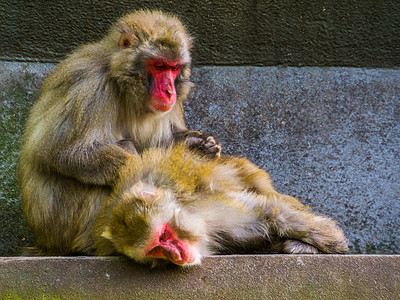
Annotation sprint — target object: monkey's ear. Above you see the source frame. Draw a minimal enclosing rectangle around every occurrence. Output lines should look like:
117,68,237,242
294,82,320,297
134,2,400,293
101,226,113,240
118,31,135,48
126,182,159,203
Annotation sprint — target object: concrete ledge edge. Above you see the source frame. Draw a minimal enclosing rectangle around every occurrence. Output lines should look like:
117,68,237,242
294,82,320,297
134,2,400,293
1,255,399,299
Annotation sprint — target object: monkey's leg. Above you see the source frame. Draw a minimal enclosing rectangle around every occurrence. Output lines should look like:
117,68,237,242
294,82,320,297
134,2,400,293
261,193,348,254
174,130,222,158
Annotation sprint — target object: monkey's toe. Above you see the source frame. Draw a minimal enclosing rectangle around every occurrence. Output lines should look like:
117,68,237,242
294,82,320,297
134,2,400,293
283,240,321,254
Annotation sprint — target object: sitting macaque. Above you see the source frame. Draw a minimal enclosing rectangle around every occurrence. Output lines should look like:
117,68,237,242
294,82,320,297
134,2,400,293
19,10,220,255
93,143,349,266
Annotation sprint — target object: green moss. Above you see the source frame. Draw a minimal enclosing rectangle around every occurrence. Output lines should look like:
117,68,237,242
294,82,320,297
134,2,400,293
5,291,68,300
0,63,49,255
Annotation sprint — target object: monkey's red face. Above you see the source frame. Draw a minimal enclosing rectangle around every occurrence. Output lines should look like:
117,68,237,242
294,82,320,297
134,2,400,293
147,60,183,112
145,223,196,265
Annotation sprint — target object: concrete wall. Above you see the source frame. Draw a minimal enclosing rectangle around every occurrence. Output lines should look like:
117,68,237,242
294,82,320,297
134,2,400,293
0,1,399,67
1,62,399,256
0,0,399,257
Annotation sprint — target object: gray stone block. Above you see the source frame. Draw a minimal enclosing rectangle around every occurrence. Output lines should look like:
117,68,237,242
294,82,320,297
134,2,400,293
186,67,400,254
1,256,399,299
0,62,399,255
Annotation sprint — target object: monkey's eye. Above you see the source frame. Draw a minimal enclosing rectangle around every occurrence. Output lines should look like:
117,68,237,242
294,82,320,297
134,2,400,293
154,63,166,70
159,231,166,241
171,65,182,71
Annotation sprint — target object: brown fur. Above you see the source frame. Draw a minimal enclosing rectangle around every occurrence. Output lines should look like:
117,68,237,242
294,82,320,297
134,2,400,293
19,10,220,255
94,144,348,266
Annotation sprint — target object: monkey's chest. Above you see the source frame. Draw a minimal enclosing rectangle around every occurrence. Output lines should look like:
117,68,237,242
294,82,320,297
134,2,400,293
122,118,174,152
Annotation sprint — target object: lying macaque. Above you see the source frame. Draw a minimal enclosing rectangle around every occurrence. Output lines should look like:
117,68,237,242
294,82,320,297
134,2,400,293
94,143,348,266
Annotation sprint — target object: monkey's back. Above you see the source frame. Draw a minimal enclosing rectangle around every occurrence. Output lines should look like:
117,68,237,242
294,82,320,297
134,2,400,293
18,41,120,256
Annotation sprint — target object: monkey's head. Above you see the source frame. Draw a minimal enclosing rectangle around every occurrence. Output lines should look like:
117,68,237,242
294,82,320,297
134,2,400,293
108,10,193,113
101,181,204,266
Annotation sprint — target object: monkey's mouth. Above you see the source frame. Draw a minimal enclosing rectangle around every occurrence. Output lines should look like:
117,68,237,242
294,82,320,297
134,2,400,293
146,244,186,265
150,99,174,112
144,224,195,265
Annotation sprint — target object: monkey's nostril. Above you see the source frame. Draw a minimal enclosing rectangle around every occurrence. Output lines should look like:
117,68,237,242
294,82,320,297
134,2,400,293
165,89,174,97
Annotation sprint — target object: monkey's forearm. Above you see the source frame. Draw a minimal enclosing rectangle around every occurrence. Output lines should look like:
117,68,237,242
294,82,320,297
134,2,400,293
50,143,132,186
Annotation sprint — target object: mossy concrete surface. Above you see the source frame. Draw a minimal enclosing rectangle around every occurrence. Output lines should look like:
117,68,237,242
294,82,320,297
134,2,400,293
0,62,54,255
0,61,399,256
0,255,399,299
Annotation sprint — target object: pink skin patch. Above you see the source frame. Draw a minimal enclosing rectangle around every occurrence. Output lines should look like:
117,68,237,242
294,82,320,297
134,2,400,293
147,60,182,112
145,223,196,265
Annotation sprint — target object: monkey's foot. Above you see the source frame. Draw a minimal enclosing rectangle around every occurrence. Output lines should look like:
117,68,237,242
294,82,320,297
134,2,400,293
282,240,321,254
304,218,349,254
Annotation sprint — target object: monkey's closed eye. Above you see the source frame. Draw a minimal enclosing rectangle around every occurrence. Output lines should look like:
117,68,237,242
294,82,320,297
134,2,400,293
119,218,128,228
154,63,166,70
171,65,182,71
159,231,166,241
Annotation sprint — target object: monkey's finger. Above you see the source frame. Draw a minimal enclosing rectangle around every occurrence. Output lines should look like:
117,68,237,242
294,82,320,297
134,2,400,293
206,136,215,142
206,136,220,145
205,141,216,147
206,145,222,157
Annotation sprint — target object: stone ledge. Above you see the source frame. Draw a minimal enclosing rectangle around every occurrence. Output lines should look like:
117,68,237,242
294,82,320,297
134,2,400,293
1,255,399,299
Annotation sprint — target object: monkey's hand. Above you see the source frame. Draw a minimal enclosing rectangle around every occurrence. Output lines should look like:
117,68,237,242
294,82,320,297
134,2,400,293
183,131,222,158
117,139,138,155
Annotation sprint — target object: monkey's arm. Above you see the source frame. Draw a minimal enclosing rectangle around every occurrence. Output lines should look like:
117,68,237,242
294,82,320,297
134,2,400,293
174,130,222,158
48,140,133,186
169,100,221,158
